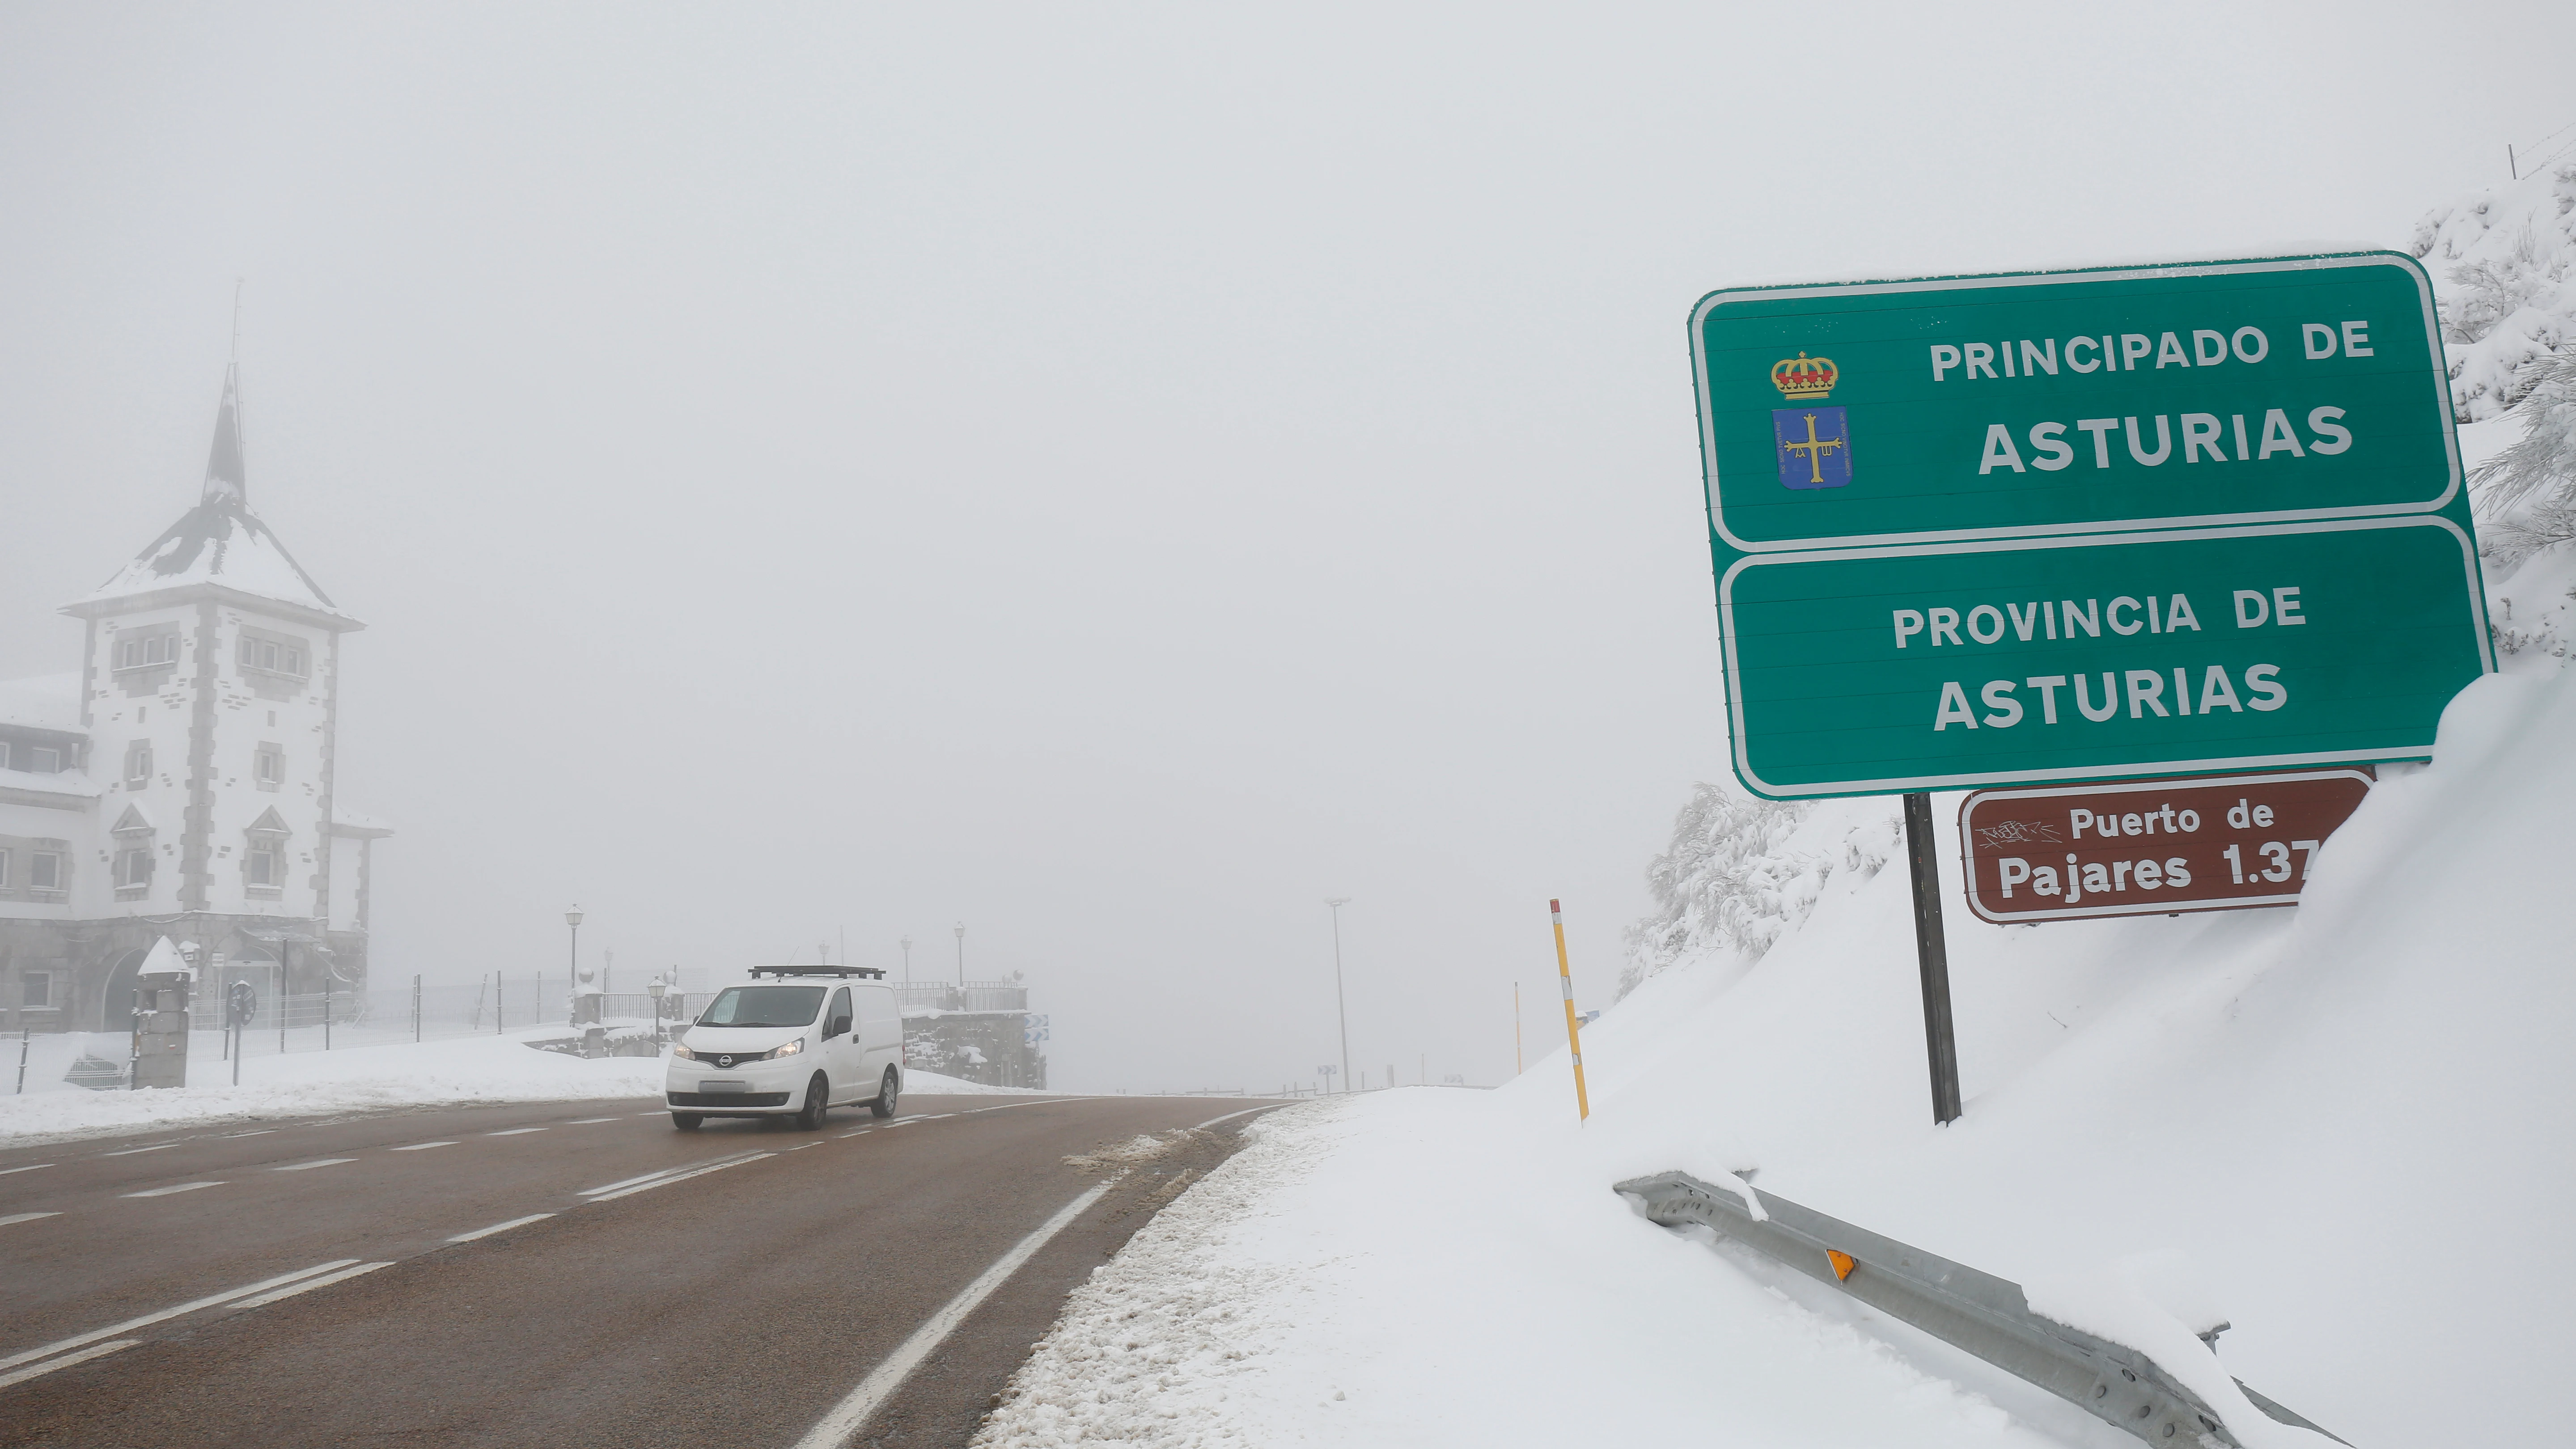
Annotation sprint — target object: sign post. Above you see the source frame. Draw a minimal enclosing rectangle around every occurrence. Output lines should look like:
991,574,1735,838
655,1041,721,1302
1687,251,2489,1125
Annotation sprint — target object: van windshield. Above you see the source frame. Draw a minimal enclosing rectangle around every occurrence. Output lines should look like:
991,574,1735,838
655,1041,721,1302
697,986,826,1029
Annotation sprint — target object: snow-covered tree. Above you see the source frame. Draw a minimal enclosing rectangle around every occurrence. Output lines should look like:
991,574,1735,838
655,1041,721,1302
1618,784,1826,1000
2474,353,2576,568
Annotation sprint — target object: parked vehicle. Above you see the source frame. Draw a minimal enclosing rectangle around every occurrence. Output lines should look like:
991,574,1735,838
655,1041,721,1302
665,965,903,1129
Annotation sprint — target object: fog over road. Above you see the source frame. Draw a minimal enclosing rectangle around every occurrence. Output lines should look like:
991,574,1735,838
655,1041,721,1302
0,1093,1273,1448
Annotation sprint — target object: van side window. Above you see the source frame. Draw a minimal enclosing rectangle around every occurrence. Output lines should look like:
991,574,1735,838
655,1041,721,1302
828,987,853,1037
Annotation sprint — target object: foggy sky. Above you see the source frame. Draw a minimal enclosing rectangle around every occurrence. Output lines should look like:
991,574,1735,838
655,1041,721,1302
2,3,2567,1091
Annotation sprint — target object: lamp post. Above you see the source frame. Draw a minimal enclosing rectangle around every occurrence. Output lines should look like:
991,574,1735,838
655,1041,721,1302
564,905,584,1025
1325,898,1351,1094
900,935,912,983
646,974,667,1046
953,922,965,991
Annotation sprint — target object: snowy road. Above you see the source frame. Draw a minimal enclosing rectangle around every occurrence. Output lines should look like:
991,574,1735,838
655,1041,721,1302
0,1093,1275,1448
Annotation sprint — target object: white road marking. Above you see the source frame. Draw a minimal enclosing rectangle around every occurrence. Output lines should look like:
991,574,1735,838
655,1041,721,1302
120,1182,223,1199
1193,1104,1288,1131
787,1142,821,1151
0,1339,140,1392
0,1164,53,1177
791,1174,1125,1449
1,1212,62,1228
223,1129,278,1138
0,1260,355,1373
229,1261,393,1310
584,1152,774,1203
485,1127,548,1136
635,1111,667,1118
273,1158,356,1172
389,1141,457,1152
565,1117,622,1125
839,1129,871,1138
446,1213,555,1244
98,1143,178,1157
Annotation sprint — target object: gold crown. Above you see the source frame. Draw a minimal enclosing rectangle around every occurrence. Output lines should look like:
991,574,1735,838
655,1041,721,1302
1771,352,1838,399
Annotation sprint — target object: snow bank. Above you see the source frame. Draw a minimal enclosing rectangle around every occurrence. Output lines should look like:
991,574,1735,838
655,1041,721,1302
0,1030,664,1147
987,656,2576,1446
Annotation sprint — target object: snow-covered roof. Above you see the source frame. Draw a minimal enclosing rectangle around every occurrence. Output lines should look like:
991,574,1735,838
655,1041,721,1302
329,803,396,838
62,369,360,628
0,674,82,734
69,497,353,624
0,766,102,802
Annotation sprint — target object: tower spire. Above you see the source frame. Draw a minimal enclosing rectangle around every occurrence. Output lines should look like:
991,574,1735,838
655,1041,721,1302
203,364,246,507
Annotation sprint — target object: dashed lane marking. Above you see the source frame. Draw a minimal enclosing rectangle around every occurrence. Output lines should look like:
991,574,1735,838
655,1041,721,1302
787,1142,821,1151
274,1158,357,1172
0,1259,354,1376
447,1213,555,1244
0,1339,140,1393
583,1151,775,1203
229,1261,393,1310
485,1128,548,1136
98,1144,179,1157
1,1212,61,1228
120,1182,223,1199
565,1118,622,1125
0,1164,53,1177
390,1141,456,1152
222,1129,278,1138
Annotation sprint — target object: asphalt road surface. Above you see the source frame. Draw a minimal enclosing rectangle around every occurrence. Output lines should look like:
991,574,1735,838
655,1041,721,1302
0,1092,1281,1448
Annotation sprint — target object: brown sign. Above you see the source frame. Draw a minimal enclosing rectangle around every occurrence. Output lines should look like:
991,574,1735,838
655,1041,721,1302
1956,768,2372,924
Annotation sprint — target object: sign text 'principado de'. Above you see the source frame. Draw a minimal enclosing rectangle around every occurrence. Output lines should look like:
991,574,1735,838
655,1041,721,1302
1688,251,2491,800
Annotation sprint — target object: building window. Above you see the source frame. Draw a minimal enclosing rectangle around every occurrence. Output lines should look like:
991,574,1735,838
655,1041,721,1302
21,972,49,1008
29,851,62,891
0,849,8,886
114,848,154,889
254,746,284,787
115,634,181,670
237,636,308,678
126,741,153,785
246,845,280,888
26,747,59,773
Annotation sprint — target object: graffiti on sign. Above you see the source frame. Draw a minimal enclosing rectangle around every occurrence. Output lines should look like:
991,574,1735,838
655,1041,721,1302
1956,768,2372,924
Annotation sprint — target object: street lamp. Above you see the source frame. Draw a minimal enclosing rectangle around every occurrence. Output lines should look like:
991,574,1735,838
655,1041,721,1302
646,973,667,1046
953,921,966,991
900,935,912,983
1325,898,1352,1093
565,905,584,1025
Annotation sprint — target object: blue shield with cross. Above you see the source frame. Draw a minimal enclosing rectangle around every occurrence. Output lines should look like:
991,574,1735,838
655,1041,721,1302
1773,407,1852,490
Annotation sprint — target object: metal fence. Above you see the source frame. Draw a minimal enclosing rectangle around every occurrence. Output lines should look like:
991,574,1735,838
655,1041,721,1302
894,981,1027,1014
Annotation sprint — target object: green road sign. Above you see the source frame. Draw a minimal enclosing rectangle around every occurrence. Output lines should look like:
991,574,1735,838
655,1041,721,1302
1718,516,2491,798
1691,253,2456,552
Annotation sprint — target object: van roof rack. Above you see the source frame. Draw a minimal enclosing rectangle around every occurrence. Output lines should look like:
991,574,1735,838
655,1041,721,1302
746,965,886,980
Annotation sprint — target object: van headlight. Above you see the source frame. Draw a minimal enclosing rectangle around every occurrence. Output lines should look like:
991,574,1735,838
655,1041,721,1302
771,1038,805,1058
672,1045,699,1060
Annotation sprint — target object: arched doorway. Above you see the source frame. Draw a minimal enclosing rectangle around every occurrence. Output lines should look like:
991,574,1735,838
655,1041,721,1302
97,948,149,1033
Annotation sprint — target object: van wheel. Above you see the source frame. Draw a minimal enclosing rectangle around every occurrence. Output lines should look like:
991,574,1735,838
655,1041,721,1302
671,1113,703,1130
797,1073,830,1130
871,1068,899,1119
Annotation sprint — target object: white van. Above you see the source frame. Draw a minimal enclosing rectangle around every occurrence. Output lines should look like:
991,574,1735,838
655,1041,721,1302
666,966,905,1129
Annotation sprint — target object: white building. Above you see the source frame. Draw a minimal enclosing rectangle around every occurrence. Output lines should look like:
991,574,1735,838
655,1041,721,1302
0,369,389,1033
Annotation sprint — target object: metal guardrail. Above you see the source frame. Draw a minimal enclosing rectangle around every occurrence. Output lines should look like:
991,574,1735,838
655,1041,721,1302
1614,1170,2345,1449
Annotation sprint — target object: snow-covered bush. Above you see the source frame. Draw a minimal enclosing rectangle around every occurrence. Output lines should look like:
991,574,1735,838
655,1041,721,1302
2413,163,2576,422
1617,784,1835,999
2473,353,2576,569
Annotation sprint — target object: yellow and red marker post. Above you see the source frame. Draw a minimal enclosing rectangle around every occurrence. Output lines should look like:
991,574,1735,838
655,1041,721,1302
1550,899,1589,1121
